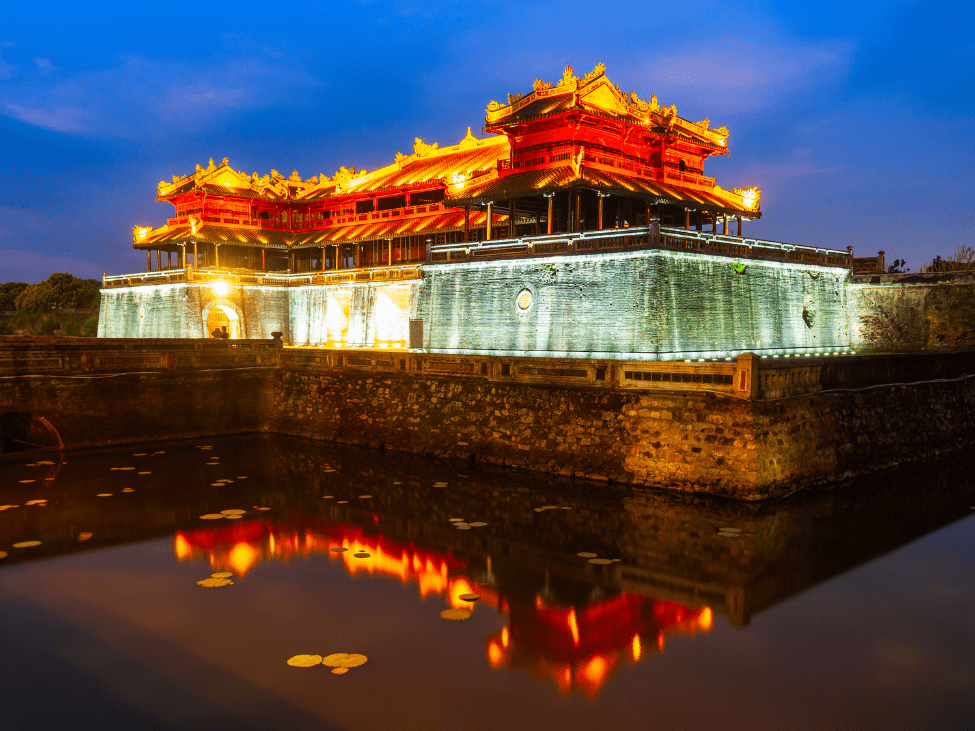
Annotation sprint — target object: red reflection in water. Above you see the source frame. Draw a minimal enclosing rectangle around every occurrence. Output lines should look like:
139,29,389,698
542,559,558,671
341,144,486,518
175,518,711,697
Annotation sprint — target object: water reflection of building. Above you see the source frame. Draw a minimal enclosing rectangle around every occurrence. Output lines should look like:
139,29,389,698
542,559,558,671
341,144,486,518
175,516,712,698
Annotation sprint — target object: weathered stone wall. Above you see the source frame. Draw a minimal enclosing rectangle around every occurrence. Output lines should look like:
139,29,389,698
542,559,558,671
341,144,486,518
99,283,291,341
849,270,975,352
0,368,273,450
416,249,851,357
270,363,975,500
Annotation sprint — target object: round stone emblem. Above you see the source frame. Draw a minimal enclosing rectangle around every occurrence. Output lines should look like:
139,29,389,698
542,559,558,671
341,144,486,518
516,289,533,311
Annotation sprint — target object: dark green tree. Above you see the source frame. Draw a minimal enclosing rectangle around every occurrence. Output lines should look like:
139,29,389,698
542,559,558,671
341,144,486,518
14,273,101,313
0,282,28,311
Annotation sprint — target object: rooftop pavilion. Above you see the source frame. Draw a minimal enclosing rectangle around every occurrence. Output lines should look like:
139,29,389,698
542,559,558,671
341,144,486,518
113,62,851,290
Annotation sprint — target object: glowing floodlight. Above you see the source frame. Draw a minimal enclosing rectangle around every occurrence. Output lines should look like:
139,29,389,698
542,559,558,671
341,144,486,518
212,281,230,296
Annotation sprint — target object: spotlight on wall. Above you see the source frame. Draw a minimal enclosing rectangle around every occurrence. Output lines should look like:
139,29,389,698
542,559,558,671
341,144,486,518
212,281,230,296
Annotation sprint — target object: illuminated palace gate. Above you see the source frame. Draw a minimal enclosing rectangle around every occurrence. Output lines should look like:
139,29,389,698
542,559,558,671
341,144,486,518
101,64,853,357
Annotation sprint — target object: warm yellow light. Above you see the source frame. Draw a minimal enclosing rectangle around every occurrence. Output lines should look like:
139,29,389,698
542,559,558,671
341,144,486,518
228,541,260,576
174,533,191,560
135,226,151,240
568,608,580,646
501,626,509,648
698,606,713,632
487,641,503,667
632,634,642,661
213,282,229,296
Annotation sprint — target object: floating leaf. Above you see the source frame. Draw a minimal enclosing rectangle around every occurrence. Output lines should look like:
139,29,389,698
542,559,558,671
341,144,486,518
18,480,35,484
533,508,546,513
197,577,233,588
331,667,349,675
330,547,348,553
392,481,402,485
119,467,135,471
200,514,225,520
323,496,334,499
718,527,741,533
359,495,372,499
121,488,134,493
237,476,247,479
97,493,112,497
322,653,368,668
0,551,7,558
448,518,464,522
25,500,47,505
78,532,92,541
211,572,233,578
455,525,472,530
337,500,348,504
221,509,246,515
0,505,18,511
224,515,242,520
440,608,472,621
287,654,322,667
577,552,598,558
540,505,558,510
588,558,614,565
560,506,572,510
354,552,371,558
459,593,480,602
254,506,271,511
467,522,487,527
13,541,42,548
133,453,147,456
139,472,151,475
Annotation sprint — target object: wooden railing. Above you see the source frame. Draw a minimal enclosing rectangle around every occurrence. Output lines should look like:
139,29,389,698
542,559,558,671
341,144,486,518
499,144,715,189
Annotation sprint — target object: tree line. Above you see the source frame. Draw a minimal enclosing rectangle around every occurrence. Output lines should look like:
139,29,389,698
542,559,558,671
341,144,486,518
0,273,101,336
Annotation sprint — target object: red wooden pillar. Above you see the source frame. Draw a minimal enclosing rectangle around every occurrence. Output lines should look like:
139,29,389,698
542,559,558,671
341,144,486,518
464,205,470,243
486,202,493,240
156,249,161,270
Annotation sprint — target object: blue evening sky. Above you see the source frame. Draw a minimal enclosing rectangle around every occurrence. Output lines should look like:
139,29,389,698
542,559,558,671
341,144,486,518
1,0,972,282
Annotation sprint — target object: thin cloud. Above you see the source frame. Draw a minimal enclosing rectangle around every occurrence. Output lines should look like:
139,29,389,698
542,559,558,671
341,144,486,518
5,104,93,133
740,147,844,180
33,57,57,75
0,52,318,137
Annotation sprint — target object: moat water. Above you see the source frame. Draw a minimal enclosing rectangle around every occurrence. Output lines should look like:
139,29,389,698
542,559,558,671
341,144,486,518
1,434,973,730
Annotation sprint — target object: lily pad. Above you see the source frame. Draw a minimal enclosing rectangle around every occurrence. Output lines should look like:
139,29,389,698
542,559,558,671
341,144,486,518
0,551,7,559
12,541,41,548
97,493,112,497
354,552,371,558
459,593,480,602
440,608,472,621
197,577,233,588
331,667,349,675
330,547,348,553
200,514,225,520
467,522,487,527
322,653,367,668
287,654,322,667
577,552,598,558
588,558,614,565
78,532,92,541
221,509,246,515
448,518,464,522
358,495,372,499
211,572,233,578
